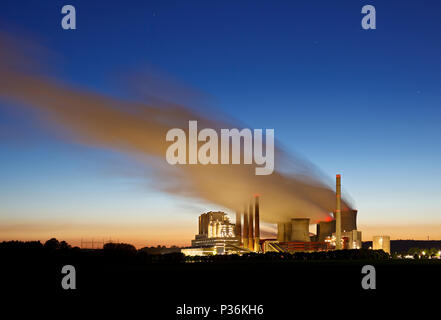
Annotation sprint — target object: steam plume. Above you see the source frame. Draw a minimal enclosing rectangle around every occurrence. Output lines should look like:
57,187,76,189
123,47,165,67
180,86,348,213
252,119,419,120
0,35,353,223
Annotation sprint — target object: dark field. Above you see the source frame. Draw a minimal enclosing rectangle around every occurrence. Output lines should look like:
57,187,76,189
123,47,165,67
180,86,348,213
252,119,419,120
1,243,440,316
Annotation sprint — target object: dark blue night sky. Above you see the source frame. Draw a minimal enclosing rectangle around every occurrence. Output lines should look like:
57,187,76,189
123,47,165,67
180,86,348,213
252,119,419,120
0,0,440,245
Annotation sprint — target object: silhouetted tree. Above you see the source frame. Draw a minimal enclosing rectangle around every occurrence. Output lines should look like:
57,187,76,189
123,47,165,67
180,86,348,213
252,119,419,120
44,238,60,250
59,241,71,250
103,242,136,253
0,240,43,250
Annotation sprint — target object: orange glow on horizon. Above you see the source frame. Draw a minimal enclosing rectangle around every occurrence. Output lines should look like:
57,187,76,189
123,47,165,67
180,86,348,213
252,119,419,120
2,221,441,249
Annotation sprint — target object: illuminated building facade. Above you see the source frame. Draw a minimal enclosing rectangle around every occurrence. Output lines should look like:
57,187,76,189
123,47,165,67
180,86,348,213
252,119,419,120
328,230,362,249
182,211,244,256
195,211,236,240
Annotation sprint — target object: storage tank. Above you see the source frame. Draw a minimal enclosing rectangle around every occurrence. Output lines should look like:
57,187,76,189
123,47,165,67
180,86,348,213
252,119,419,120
372,235,390,254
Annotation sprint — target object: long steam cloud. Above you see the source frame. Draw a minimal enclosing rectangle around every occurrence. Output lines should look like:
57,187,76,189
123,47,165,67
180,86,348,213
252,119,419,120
0,35,352,223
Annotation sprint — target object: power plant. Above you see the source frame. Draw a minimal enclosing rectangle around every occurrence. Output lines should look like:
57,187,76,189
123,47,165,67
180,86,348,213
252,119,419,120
266,174,361,252
182,174,363,256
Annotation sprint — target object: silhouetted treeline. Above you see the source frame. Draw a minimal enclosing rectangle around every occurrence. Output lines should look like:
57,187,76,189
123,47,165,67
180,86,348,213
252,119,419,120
103,242,136,253
0,239,185,264
0,240,44,250
0,238,78,253
0,240,390,265
139,246,182,255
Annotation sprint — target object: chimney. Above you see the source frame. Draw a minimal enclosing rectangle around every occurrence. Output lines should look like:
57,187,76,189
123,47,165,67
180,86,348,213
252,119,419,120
236,211,242,245
335,174,342,250
243,204,249,249
254,195,260,252
248,201,254,251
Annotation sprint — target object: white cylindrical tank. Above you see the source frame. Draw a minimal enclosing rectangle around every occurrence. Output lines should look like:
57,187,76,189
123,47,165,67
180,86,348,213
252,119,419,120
372,235,390,254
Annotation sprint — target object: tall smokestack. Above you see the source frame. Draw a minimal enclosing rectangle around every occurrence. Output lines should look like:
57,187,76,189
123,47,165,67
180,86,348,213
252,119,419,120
335,174,342,250
236,211,242,245
248,201,254,251
254,195,260,252
243,204,249,249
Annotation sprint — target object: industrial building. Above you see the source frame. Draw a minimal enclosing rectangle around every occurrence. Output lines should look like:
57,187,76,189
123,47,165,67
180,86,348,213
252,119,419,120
316,210,358,242
278,218,311,242
263,174,362,253
342,230,363,249
182,174,364,256
193,211,236,245
181,211,246,256
182,196,262,256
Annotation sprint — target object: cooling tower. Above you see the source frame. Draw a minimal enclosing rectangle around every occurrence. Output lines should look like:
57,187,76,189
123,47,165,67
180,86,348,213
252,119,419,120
290,218,311,242
341,209,357,232
277,223,285,242
277,222,292,242
317,220,336,242
285,222,293,242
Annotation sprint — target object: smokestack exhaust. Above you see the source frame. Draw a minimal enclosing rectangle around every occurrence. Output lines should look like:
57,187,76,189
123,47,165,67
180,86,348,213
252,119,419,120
254,195,260,252
335,174,342,250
